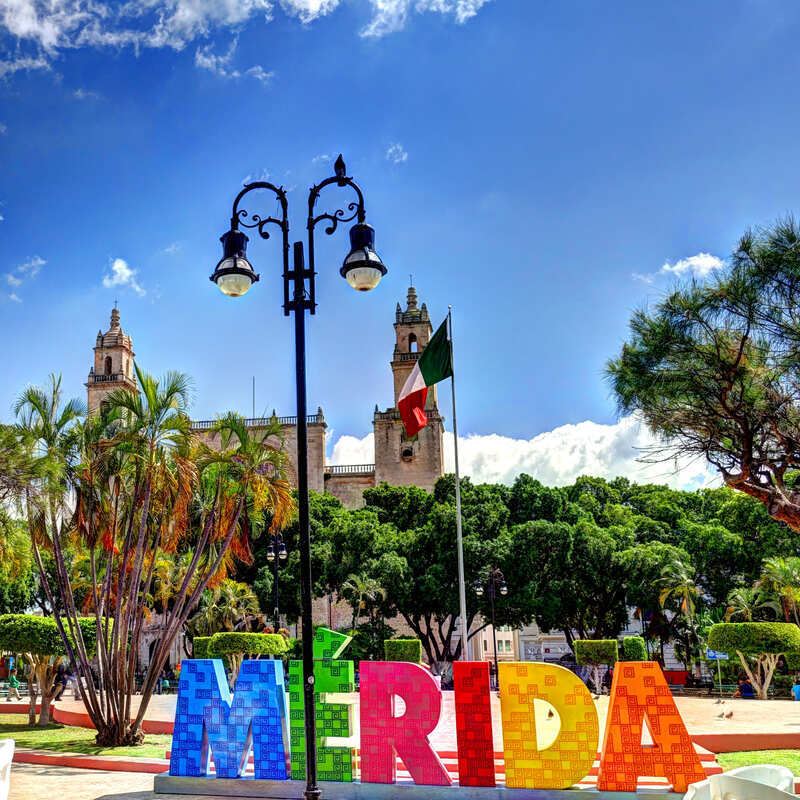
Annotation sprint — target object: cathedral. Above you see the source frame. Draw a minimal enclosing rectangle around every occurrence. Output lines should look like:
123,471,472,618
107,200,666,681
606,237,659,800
87,286,445,509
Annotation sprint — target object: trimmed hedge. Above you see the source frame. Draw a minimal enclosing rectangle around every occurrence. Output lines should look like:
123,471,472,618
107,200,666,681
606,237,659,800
0,614,99,657
384,638,422,663
192,637,211,659
621,636,647,661
707,622,800,656
575,639,618,666
208,632,289,657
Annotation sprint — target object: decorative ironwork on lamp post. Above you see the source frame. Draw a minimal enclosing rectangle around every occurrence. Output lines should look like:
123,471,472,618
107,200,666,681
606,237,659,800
266,532,288,635
209,154,387,800
475,567,508,690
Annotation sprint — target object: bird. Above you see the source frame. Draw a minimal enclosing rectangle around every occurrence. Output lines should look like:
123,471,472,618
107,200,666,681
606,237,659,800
547,709,555,719
725,711,733,719
334,154,346,180
716,712,725,718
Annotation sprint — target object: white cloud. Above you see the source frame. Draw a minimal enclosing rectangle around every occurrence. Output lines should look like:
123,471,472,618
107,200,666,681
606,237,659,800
329,414,718,490
162,241,181,254
312,153,331,164
245,64,273,84
102,257,146,296
73,87,102,99
632,272,654,285
0,122,6,134
8,293,21,303
16,255,45,276
279,0,340,24
0,0,491,79
361,0,492,37
386,142,408,164
5,273,21,287
194,38,272,84
0,215,4,221
660,252,724,278
0,54,50,78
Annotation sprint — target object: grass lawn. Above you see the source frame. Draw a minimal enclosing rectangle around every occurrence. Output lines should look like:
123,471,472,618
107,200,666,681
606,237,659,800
0,713,171,759
717,750,800,774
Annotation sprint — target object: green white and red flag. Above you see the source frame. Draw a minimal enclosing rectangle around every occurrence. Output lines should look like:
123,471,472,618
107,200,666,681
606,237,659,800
398,318,453,437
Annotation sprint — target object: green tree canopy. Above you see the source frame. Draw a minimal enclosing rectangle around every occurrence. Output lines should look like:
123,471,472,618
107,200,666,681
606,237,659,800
608,217,800,531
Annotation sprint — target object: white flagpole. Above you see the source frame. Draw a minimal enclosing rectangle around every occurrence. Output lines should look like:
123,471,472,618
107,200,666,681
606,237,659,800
448,306,470,661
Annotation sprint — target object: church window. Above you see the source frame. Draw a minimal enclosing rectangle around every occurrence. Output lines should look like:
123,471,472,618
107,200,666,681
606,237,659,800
105,356,113,375
408,333,418,353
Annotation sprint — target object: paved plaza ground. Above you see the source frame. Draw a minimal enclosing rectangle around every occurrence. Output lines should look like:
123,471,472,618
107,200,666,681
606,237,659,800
8,694,800,799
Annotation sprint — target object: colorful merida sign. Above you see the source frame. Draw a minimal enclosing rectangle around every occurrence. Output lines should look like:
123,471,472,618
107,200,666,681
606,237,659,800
169,628,705,792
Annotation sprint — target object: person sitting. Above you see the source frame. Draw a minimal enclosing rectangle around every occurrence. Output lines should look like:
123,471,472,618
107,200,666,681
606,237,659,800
53,664,68,701
738,677,755,698
5,669,20,701
792,677,800,701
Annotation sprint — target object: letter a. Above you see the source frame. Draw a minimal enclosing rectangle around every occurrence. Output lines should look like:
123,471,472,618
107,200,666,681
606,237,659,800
597,662,705,793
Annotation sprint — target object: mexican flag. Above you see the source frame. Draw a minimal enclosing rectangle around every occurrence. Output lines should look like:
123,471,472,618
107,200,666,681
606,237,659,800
398,319,453,437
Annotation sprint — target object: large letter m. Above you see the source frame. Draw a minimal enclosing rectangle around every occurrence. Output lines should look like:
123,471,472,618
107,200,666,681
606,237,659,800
169,659,289,780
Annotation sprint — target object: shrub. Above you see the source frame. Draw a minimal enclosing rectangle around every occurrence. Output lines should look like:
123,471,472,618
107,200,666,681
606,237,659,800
192,637,211,659
575,639,618,695
621,636,647,661
575,639,618,666
772,675,794,698
707,623,800,699
208,632,289,681
0,614,99,725
384,638,422,663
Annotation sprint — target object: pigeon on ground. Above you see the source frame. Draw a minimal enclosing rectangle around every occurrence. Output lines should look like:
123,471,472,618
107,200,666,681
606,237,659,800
716,712,725,718
725,711,733,719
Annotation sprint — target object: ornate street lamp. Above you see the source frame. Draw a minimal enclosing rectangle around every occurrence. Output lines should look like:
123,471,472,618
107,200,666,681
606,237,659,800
210,155,386,800
266,532,288,635
475,567,508,690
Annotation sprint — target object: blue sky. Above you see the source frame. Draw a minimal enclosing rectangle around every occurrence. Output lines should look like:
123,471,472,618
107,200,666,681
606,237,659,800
1,0,799,486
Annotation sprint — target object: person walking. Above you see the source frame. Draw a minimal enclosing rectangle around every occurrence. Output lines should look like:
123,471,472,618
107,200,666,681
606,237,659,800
6,669,20,701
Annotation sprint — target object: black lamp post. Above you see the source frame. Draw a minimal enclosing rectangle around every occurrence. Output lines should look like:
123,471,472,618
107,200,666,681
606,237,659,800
266,532,288,634
475,567,508,690
210,155,386,800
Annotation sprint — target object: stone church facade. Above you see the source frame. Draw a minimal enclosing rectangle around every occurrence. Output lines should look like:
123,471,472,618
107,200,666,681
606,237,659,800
86,286,445,509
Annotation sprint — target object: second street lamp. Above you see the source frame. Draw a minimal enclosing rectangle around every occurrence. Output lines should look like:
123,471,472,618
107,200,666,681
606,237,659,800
210,154,386,800
475,567,508,690
266,533,288,635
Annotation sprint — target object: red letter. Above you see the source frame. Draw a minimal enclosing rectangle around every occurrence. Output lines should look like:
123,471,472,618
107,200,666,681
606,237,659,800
597,662,705,793
453,661,495,787
359,661,451,786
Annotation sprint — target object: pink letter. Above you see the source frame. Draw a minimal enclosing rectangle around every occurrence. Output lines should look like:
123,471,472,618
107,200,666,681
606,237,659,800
359,661,451,785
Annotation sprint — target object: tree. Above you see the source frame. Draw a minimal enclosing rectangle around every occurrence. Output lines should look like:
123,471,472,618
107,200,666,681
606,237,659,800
755,557,800,625
608,217,800,531
0,614,98,725
207,632,288,687
188,580,262,636
658,556,701,671
707,622,800,699
340,573,384,631
724,588,779,622
13,373,294,746
621,636,647,661
575,639,618,694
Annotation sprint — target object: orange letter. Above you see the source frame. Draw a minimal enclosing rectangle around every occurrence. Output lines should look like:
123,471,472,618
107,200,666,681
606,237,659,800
597,662,704,793
499,662,598,789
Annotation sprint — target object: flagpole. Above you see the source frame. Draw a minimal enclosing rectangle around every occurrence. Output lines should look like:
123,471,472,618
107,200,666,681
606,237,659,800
448,306,470,662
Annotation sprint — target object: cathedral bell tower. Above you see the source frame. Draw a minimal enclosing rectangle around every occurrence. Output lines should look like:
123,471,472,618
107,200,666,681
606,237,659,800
373,285,444,492
86,307,138,413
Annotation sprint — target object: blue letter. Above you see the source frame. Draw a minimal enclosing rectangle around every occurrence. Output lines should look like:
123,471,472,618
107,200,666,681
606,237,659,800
169,659,289,779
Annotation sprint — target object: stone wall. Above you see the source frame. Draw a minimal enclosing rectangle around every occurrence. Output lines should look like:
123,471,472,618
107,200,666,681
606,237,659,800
373,412,444,493
194,419,327,494
324,472,376,509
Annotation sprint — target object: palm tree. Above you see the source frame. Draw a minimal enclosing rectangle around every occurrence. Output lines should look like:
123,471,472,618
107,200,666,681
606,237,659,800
659,557,701,672
188,579,261,635
725,587,780,622
13,369,295,747
341,573,385,631
756,557,800,625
